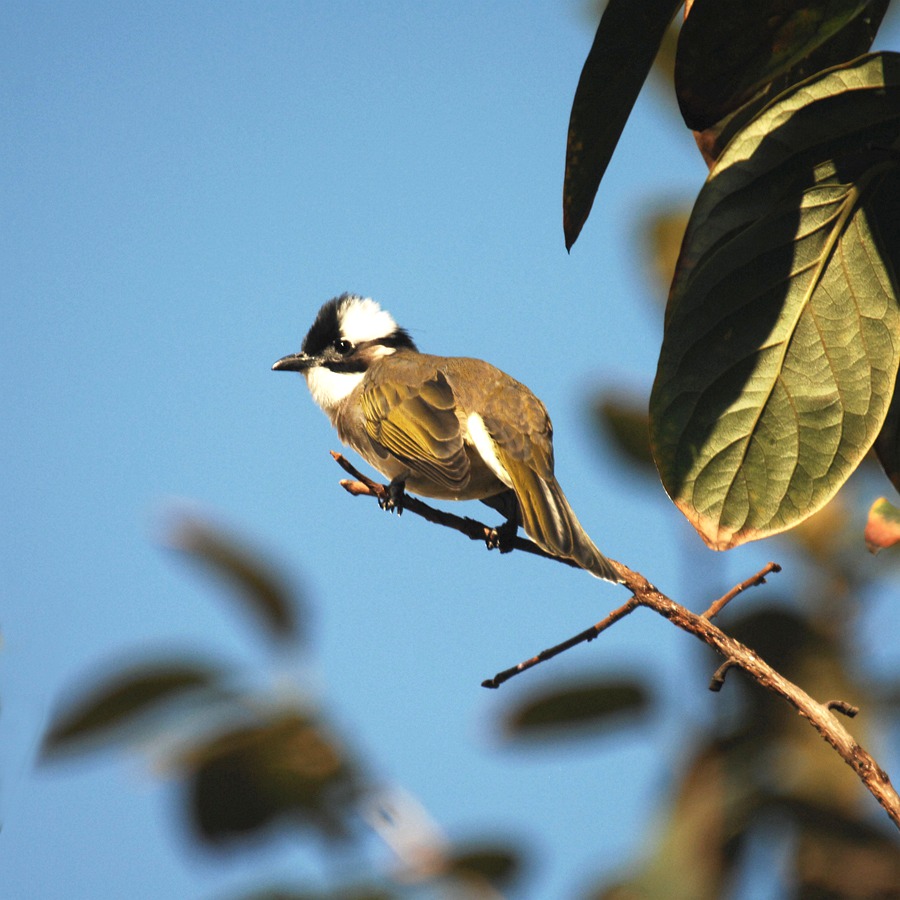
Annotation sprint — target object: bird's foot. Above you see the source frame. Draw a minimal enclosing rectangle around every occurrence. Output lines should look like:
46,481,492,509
379,478,406,515
485,518,517,554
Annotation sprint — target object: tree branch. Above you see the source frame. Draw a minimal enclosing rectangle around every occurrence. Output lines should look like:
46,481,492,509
328,452,900,830
481,598,639,689
702,562,782,620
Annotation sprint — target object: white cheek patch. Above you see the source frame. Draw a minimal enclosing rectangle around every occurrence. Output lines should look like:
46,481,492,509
339,297,399,345
466,413,513,488
306,366,365,413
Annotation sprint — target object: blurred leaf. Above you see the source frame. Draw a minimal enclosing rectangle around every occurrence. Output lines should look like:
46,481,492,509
728,607,823,677
171,516,301,643
42,661,222,757
864,496,900,553
184,713,359,845
445,842,523,889
642,205,691,299
564,0,683,249
226,888,395,900
593,393,655,470
677,0,890,131
503,678,648,741
724,609,869,814
774,798,900,895
587,738,750,900
649,16,680,91
650,53,900,550
782,494,851,564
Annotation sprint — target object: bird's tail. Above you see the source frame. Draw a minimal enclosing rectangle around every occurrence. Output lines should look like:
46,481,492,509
515,470,620,583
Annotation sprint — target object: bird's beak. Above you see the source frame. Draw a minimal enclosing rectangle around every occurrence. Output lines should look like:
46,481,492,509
272,352,314,373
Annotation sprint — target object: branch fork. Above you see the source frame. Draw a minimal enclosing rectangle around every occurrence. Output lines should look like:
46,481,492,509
328,451,900,829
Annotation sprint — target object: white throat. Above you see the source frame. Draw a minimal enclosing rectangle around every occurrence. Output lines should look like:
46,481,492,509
306,366,365,415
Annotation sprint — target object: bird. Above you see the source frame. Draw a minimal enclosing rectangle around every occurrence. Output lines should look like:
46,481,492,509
273,293,619,583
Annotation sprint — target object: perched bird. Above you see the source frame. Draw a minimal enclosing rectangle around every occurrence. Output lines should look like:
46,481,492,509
273,293,619,582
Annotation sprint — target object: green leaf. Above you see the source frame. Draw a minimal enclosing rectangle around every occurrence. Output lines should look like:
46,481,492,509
42,662,221,756
563,0,682,250
872,163,900,490
874,376,900,491
864,496,900,553
642,205,691,298
184,714,359,844
772,798,900,894
650,53,900,550
583,739,742,900
677,0,890,131
226,890,395,900
502,678,648,741
592,392,655,471
445,843,522,889
171,516,302,643
728,607,825,681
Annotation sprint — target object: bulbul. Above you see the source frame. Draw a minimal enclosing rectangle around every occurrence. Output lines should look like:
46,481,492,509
273,293,619,583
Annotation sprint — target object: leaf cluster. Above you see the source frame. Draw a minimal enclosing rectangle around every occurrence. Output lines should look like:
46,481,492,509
41,500,900,896
567,0,900,552
41,517,525,898
593,353,900,896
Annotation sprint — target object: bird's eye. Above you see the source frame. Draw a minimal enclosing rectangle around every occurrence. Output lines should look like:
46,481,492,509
333,338,353,355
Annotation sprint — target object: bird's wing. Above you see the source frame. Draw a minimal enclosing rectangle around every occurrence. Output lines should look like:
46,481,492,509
360,367,471,492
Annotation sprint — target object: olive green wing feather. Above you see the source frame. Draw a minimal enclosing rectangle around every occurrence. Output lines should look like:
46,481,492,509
360,370,471,492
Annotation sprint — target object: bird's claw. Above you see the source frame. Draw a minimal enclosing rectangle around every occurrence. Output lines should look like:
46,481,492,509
379,479,406,515
485,519,517,554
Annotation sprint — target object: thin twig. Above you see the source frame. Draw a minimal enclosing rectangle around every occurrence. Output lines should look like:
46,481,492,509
481,598,639,688
702,562,782,620
709,659,739,692
827,700,860,719
328,452,900,830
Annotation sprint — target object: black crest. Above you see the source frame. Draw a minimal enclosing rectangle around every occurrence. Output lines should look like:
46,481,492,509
301,296,343,356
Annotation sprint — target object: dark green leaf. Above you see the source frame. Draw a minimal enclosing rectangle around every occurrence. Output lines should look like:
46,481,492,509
171,517,301,642
677,0,890,131
226,888,395,900
872,166,900,491
650,53,900,550
503,679,648,740
563,0,683,249
727,607,824,678
42,662,221,756
593,393,655,470
874,372,900,492
581,739,744,900
185,713,359,845
774,797,900,894
445,843,523,889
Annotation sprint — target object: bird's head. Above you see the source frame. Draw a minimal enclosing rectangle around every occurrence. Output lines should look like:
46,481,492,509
273,294,416,413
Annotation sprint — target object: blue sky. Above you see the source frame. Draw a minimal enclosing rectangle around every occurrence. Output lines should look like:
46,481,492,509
4,3,900,898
